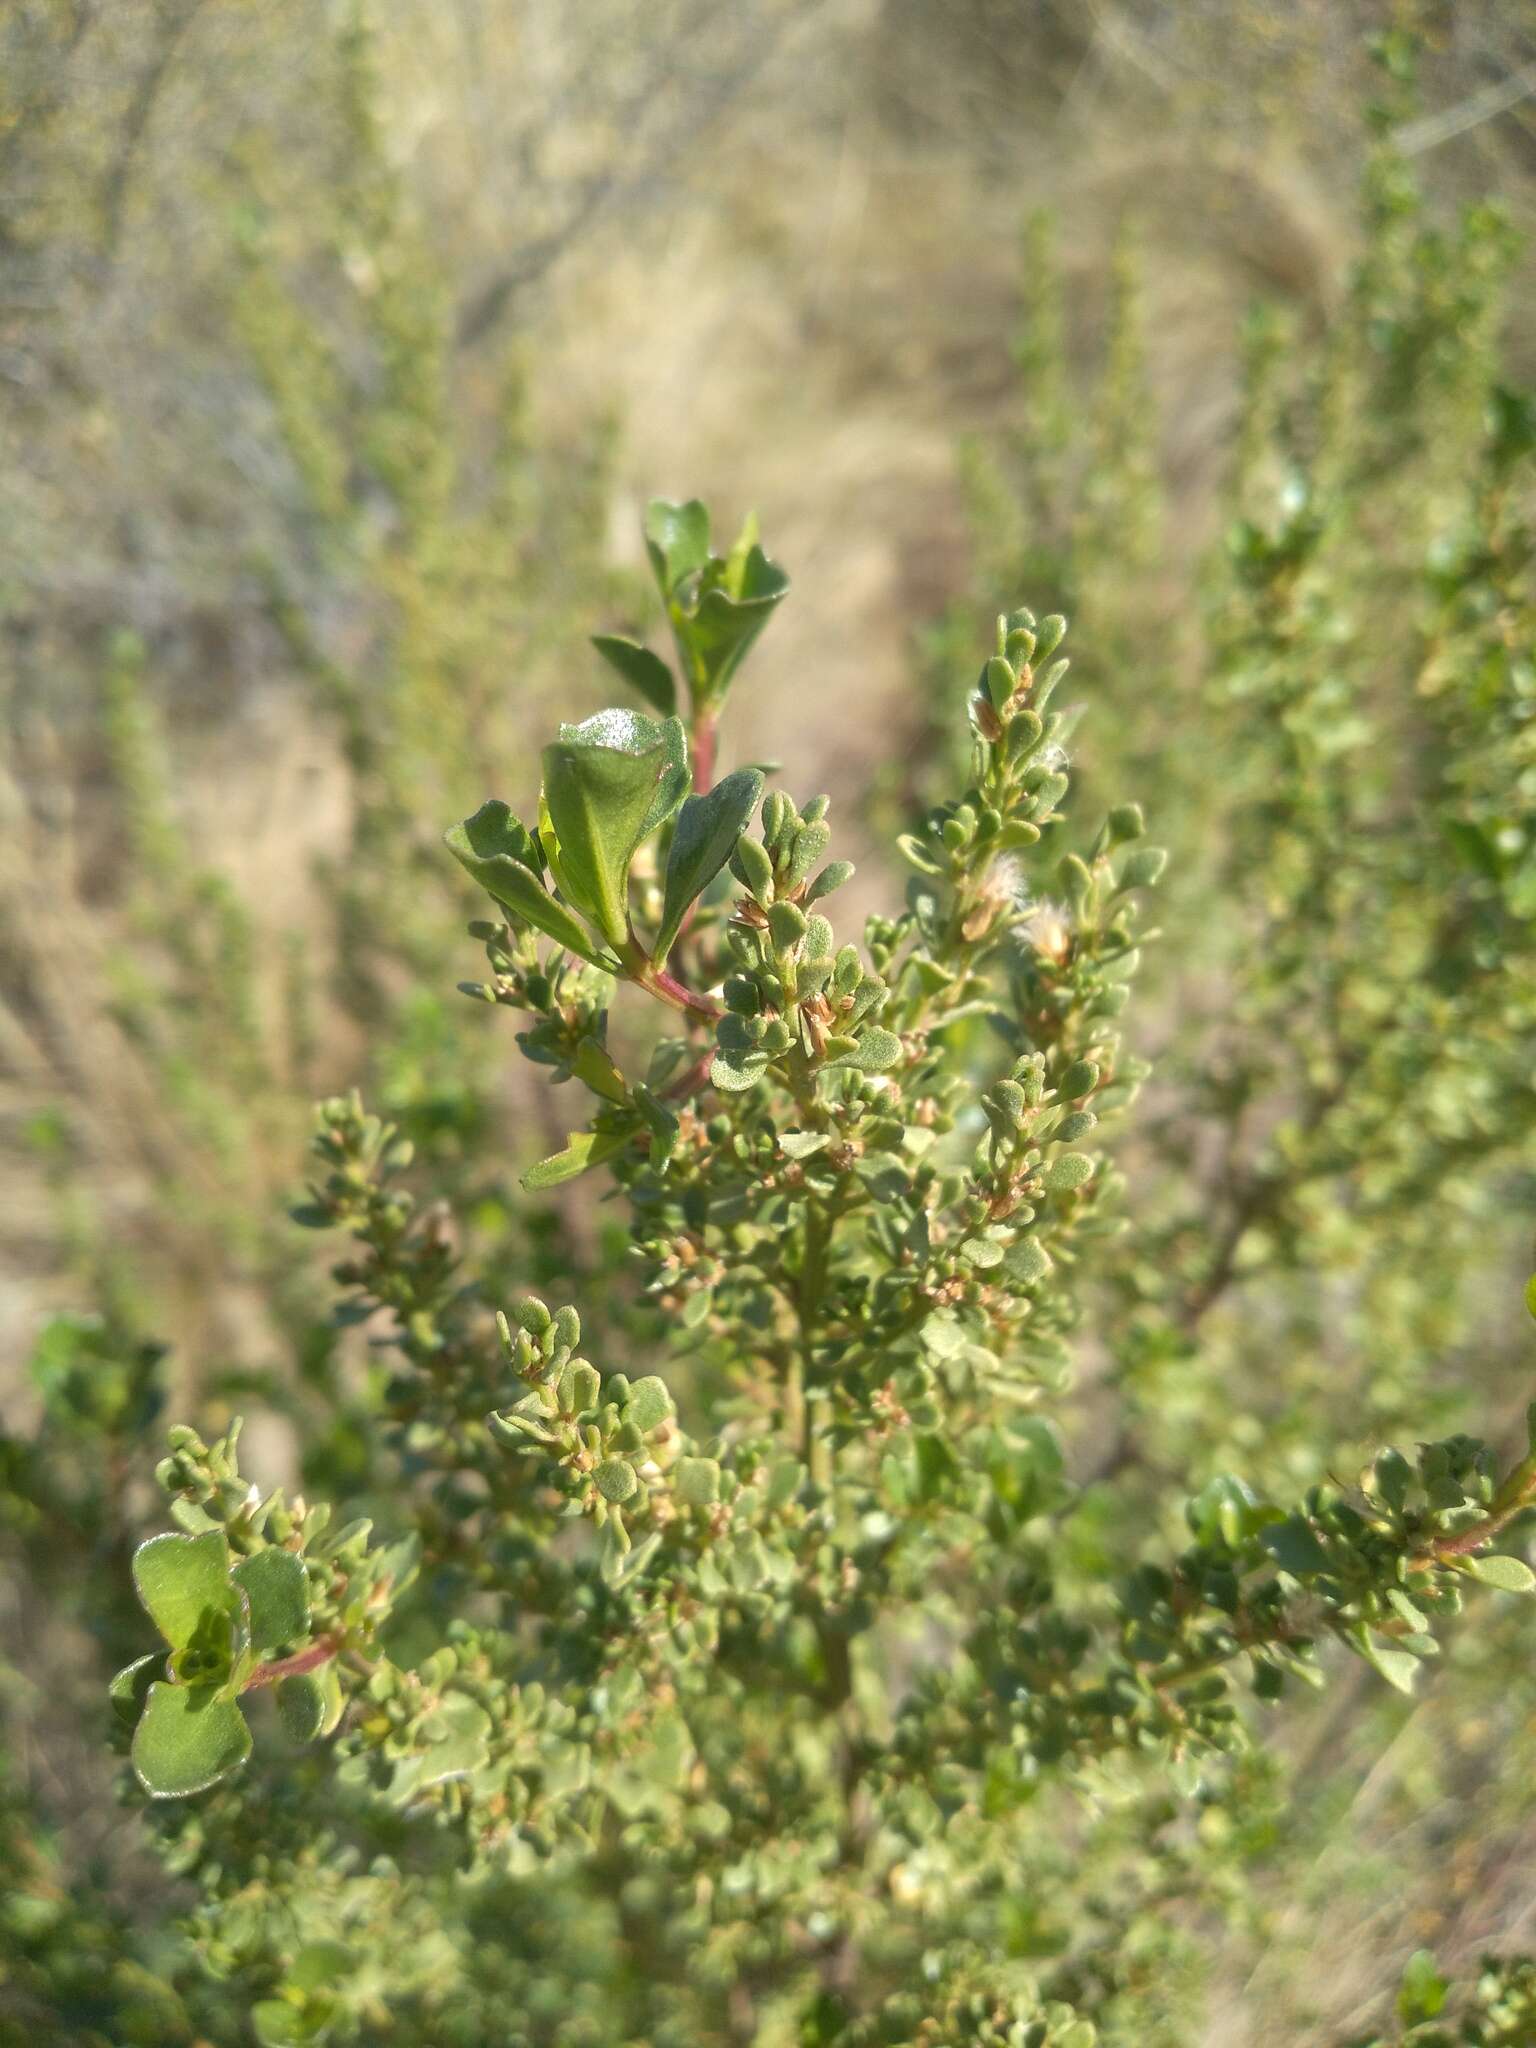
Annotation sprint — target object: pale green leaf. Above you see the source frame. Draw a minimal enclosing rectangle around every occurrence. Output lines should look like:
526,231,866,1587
542,710,689,947
231,1548,310,1653
521,1125,633,1191
625,1375,675,1433
594,1458,638,1503
1465,1552,1536,1592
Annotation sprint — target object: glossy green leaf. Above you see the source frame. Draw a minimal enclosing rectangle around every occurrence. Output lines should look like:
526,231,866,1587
653,767,764,964
570,1036,630,1105
110,1652,162,1728
541,711,690,948
1260,1515,1332,1577
231,1547,310,1653
591,633,677,716
445,801,615,969
132,1529,233,1651
132,1682,252,1797
644,497,711,595
276,1672,327,1743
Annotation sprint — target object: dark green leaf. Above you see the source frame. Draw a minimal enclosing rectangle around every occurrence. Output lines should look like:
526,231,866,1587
644,498,711,595
110,1652,162,1728
591,633,676,716
445,801,615,968
1259,1516,1332,1577
682,546,790,706
654,768,764,964
277,1673,327,1743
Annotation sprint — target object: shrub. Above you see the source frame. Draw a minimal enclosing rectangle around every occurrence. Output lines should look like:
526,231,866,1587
85,455,1536,2046
5,40,1535,2047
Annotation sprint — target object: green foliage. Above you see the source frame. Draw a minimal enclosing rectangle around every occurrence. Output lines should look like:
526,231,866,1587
69,441,1535,2040
5,35,1536,2045
1342,1951,1536,2046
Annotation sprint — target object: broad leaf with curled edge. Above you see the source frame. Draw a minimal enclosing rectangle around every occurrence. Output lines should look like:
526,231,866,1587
132,1681,252,1798
109,1652,161,1729
132,1529,234,1650
277,1673,328,1743
643,497,711,595
541,710,690,949
445,800,616,969
231,1547,310,1653
683,545,790,707
653,767,764,965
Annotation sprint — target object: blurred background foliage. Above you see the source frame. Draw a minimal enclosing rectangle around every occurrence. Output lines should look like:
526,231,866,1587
4,1,1536,2043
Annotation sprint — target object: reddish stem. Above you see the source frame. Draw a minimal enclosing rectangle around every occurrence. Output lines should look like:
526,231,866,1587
241,1634,340,1693
662,1045,715,1101
692,709,717,795
650,963,724,1022
620,935,721,1020
671,708,721,961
